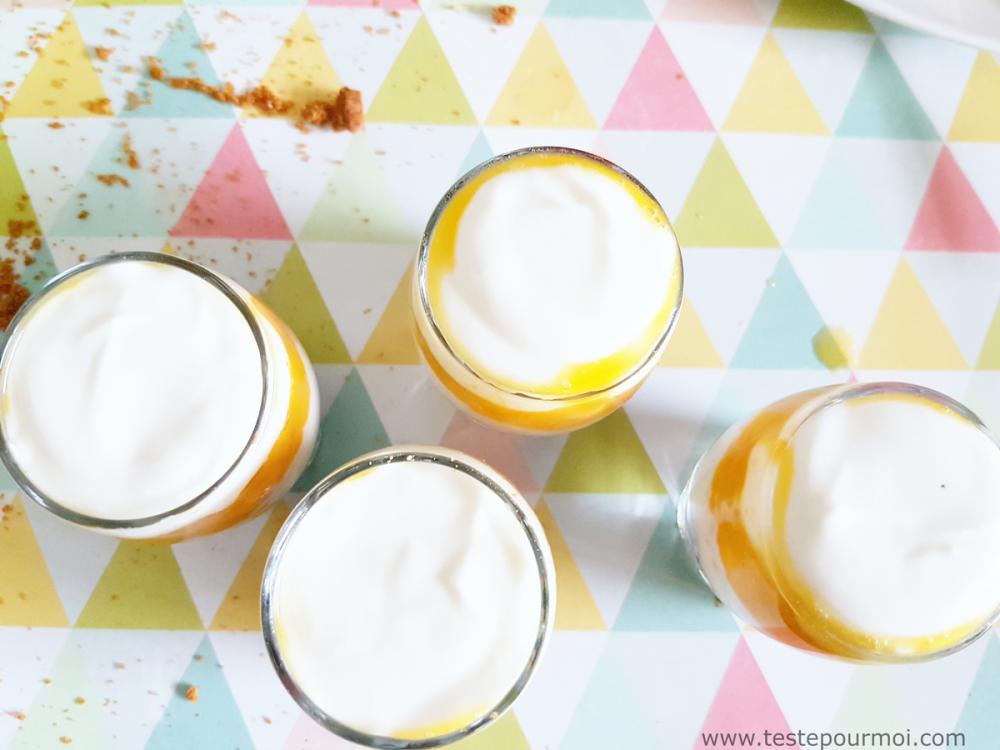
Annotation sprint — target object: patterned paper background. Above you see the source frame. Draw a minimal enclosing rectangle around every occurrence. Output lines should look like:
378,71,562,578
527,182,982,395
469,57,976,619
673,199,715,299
1,0,1000,747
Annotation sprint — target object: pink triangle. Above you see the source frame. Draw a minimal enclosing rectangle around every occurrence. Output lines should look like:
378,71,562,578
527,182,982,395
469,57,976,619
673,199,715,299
283,714,357,749
440,413,538,495
662,0,764,25
170,125,291,240
693,639,798,749
905,147,1000,253
308,0,417,6
604,28,712,131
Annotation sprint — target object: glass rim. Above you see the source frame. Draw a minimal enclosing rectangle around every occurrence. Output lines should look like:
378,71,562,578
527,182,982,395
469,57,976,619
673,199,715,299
415,145,685,403
774,380,1000,664
0,251,270,530
260,445,555,749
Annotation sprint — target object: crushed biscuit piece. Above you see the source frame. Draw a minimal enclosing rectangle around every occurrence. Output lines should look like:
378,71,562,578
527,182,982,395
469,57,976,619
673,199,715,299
298,87,364,132
199,41,216,51
0,260,30,330
59,738,71,745
82,97,113,115
492,5,516,24
73,697,85,705
77,210,89,220
122,134,140,169
147,56,165,81
47,121,64,129
184,685,199,702
95,173,129,188
94,46,113,62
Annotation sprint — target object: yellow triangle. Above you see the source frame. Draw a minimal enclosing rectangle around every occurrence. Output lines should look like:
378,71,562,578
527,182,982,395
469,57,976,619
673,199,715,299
358,263,421,365
976,301,1000,369
75,541,202,629
858,258,967,369
75,0,180,6
210,504,289,631
545,409,666,494
0,497,69,627
674,138,778,247
367,16,476,125
260,245,351,364
535,500,605,631
772,0,874,32
948,52,1000,142
255,11,341,115
0,136,41,233
724,34,828,134
6,14,109,118
486,23,595,128
159,240,176,256
658,296,724,368
451,711,530,750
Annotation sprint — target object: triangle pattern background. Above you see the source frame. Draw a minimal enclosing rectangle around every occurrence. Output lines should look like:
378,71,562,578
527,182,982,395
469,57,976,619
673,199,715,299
2,2,1000,747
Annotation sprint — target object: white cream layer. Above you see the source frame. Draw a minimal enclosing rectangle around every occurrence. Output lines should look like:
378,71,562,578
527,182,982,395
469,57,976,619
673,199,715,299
784,396,1000,640
274,459,543,737
439,163,678,388
3,261,263,520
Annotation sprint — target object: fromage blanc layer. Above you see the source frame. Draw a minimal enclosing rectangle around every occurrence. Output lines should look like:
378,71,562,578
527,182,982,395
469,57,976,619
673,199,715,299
782,394,1000,643
427,152,680,395
273,458,545,738
2,260,263,520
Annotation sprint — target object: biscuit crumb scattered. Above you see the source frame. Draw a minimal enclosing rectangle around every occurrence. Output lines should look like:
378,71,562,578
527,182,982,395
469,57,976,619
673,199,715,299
73,697,85,705
184,685,199,702
94,46,113,62
0,260,30,331
492,5,516,24
298,87,364,132
47,121,64,129
82,97,113,115
77,210,89,220
95,173,129,188
59,738,71,745
122,134,140,169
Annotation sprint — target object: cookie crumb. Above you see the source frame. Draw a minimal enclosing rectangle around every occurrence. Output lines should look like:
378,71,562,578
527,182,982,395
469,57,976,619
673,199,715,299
95,173,129,188
82,97,113,115
94,46,113,62
298,87,364,132
47,121,64,129
122,134,140,169
184,685,199,702
59,737,71,745
492,5,516,25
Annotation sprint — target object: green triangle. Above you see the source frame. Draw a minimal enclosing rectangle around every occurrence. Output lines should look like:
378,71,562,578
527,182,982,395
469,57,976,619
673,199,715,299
674,139,778,248
293,368,390,491
145,635,254,750
0,133,40,236
545,409,666,494
615,504,737,631
955,637,1000,745
366,16,476,125
259,246,350,364
836,40,937,139
772,0,874,31
545,0,650,18
75,542,202,629
832,665,910,733
9,636,117,750
451,711,530,749
299,134,417,244
976,301,1000,369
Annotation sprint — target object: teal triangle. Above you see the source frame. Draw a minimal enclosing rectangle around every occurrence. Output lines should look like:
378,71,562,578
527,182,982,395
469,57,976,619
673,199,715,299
546,0,650,18
730,253,827,369
144,635,253,750
0,460,15,490
788,140,896,249
18,241,58,295
956,636,1000,745
457,130,493,179
836,40,937,139
49,129,164,238
614,503,737,631
125,12,233,119
293,368,390,491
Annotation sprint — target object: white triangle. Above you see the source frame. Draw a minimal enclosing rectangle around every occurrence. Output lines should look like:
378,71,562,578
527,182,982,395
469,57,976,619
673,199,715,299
908,252,1000,365
484,126,599,156
209,631,301,750
516,631,607,750
596,131,714,220
242,119,353,238
882,32,978,138
745,630,855,730
625,368,726,493
967,373,1000,436
73,5,184,114
546,18,651,125
951,144,1000,229
172,512,269,626
173,238,294,293
516,432,568,491
75,629,203,750
307,6,421,110
0,629,69,748
682,247,780,364
20,498,118,624
367,124,478,247
313,363,353,418
299,241,413,361
0,8,64,99
3,118,113,233
357,365,455,445
644,0,669,18
187,5,301,92
127,117,233,230
786,248,899,357
546,493,665,627
659,21,766,128
772,29,874,132
722,133,830,246
852,370,972,404
45,236,165,272
424,4,539,123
